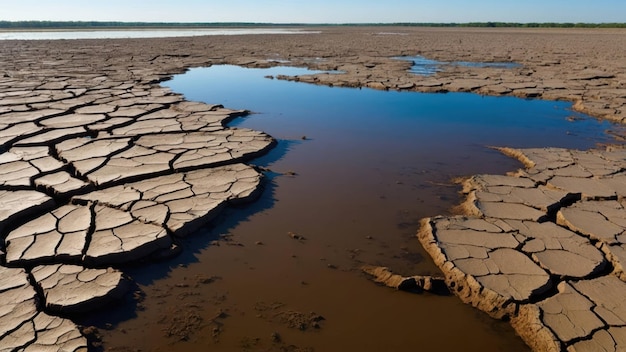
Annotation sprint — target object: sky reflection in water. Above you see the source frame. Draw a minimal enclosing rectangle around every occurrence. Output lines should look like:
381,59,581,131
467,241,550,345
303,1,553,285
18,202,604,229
396,55,522,75
0,28,318,40
165,64,613,156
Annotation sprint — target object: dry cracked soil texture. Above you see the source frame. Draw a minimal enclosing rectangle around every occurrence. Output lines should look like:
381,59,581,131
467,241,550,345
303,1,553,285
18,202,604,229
0,39,275,350
419,147,626,351
1,26,626,351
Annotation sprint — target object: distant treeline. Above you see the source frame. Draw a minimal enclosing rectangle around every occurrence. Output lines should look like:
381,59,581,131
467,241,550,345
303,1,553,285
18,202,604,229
1,21,626,29
389,22,626,28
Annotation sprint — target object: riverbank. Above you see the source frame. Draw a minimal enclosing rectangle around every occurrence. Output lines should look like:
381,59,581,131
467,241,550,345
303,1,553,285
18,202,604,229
1,27,625,351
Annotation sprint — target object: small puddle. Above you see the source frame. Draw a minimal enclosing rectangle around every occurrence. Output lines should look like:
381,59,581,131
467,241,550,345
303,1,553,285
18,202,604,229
396,55,442,75
397,55,522,75
454,61,522,69
88,65,621,351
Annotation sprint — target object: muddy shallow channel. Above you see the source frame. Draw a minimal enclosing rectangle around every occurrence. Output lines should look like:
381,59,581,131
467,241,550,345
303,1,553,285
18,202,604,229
84,65,622,351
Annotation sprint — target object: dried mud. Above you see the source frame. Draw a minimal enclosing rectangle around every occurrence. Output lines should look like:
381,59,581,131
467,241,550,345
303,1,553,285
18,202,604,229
2,26,626,352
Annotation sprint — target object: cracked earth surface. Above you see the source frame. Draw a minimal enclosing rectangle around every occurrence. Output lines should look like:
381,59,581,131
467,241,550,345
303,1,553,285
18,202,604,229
419,147,626,351
1,26,626,351
0,46,274,350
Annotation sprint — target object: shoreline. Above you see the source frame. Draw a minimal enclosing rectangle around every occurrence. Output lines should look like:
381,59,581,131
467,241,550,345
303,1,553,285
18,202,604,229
1,27,625,351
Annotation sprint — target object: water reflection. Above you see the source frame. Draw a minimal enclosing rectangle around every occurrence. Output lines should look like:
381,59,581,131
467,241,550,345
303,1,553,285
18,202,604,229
0,28,319,40
166,65,613,152
395,55,443,75
92,64,619,351
396,55,522,75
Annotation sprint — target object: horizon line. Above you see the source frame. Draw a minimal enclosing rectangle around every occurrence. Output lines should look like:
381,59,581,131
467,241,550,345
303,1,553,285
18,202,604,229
2,20,626,26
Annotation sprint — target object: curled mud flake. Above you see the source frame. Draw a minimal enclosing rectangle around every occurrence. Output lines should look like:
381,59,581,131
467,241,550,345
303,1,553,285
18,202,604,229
56,137,133,178
73,184,141,208
532,250,607,278
0,160,39,187
446,217,508,232
0,109,66,125
460,177,550,220
510,220,607,278
74,164,260,237
57,130,271,187
511,304,562,352
75,104,117,114
32,264,128,314
436,227,520,250
108,106,149,118
84,205,171,265
551,164,594,178
29,156,65,174
474,200,547,221
6,146,51,161
15,127,89,147
111,118,183,136
90,158,173,186
442,244,489,260
548,176,619,200
570,69,616,81
288,232,306,241
467,174,537,189
419,216,551,314
0,190,55,233
572,276,626,326
557,201,626,244
227,179,259,199
507,148,575,171
537,282,604,344
361,265,447,293
34,171,91,197
130,201,170,225
40,113,107,129
153,187,195,204
507,186,569,212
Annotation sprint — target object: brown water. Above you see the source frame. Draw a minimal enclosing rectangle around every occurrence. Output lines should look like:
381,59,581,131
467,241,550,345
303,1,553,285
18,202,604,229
90,150,528,351
83,65,622,351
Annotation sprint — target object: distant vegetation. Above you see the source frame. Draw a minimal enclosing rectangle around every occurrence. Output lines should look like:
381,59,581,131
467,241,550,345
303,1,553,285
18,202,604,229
1,21,625,29
394,22,626,28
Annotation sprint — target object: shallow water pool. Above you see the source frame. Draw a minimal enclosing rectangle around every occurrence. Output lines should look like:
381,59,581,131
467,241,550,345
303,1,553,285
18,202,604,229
91,65,621,351
169,65,611,151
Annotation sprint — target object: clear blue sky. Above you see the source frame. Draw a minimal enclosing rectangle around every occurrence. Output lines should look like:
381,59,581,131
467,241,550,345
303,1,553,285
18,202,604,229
1,0,624,23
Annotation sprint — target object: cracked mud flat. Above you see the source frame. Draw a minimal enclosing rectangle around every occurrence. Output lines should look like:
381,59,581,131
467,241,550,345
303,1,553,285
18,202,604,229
419,147,626,351
1,26,626,351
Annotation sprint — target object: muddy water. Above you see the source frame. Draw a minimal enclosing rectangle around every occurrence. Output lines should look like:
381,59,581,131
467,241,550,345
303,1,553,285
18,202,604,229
85,66,620,351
